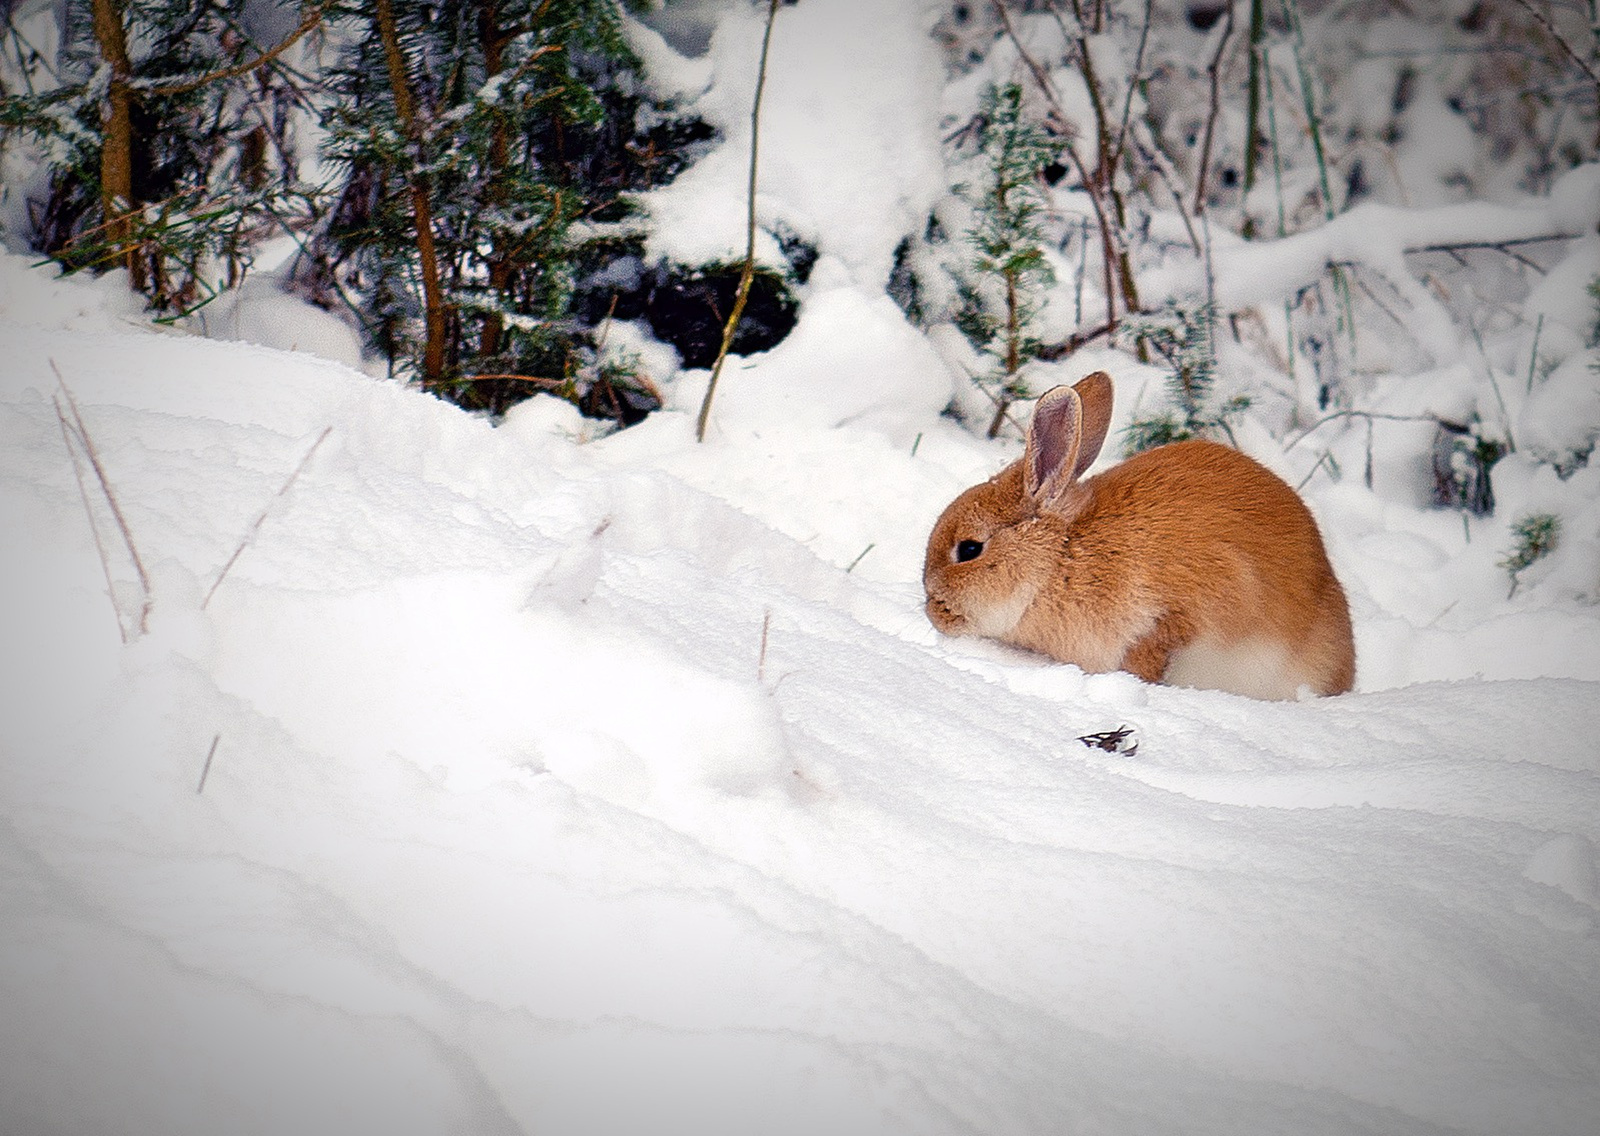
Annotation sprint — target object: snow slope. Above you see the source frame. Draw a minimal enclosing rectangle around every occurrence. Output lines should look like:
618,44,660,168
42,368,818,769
2,253,1599,1136
4,0,1600,1130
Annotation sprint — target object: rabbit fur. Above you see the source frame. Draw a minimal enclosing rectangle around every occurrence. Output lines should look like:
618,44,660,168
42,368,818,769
922,372,1355,699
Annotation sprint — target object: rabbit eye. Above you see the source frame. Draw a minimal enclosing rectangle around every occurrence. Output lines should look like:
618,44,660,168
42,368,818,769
955,539,985,563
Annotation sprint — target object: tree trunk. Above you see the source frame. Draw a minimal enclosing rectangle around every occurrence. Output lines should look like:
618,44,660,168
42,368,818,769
374,0,448,385
477,0,514,361
89,0,141,290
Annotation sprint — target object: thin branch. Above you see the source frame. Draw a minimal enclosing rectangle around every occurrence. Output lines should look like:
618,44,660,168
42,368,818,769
51,362,151,640
1192,2,1237,216
1404,233,1572,258
146,2,329,98
1135,135,1202,254
697,0,781,442
461,373,567,386
1283,407,1442,451
1510,0,1600,92
1109,0,1155,173
203,426,332,609
1037,316,1118,359
1295,448,1337,492
994,0,1138,333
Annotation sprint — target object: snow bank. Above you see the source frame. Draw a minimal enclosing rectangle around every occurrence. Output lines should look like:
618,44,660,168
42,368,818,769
637,0,947,289
3,272,1599,1134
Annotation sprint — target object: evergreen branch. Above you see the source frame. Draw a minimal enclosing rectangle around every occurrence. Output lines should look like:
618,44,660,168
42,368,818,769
145,3,329,98
459,373,567,386
697,0,781,443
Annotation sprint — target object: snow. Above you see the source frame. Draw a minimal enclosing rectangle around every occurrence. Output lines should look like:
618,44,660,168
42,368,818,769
4,3,1600,1134
4,239,1600,1134
637,0,947,288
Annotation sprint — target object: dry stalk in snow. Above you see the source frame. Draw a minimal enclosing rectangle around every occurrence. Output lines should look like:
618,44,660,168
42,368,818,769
203,425,333,609
51,361,151,642
696,0,781,443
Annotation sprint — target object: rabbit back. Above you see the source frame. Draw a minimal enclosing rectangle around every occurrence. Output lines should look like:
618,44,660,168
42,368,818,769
1020,439,1355,698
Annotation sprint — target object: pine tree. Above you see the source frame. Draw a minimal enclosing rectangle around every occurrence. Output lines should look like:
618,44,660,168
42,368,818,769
957,82,1056,438
0,0,321,313
311,0,658,419
1500,512,1561,598
1121,300,1250,454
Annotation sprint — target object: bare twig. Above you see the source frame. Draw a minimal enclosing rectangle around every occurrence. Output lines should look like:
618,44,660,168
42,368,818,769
845,544,876,573
696,0,781,442
1510,0,1600,118
1108,0,1155,174
1134,135,1202,254
1192,2,1237,216
1526,313,1546,393
1037,316,1118,360
1405,233,1571,259
203,426,332,609
51,361,151,641
1465,312,1517,453
1283,407,1441,451
994,0,1132,332
758,609,772,683
196,733,221,794
1295,448,1337,492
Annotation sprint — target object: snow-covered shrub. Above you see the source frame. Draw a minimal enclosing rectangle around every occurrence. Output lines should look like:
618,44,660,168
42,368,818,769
1120,300,1251,453
0,0,318,315
307,0,623,415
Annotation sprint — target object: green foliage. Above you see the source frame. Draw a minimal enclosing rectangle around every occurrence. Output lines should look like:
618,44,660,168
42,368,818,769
956,82,1056,432
1500,512,1561,597
1121,301,1249,454
311,0,665,419
0,0,312,314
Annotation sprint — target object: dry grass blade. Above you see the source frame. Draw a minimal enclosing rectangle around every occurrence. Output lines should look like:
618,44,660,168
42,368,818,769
695,0,781,442
203,425,333,609
51,361,151,641
196,733,221,794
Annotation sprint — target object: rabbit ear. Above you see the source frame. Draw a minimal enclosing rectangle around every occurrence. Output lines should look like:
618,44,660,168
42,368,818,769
1070,371,1114,479
1024,385,1087,509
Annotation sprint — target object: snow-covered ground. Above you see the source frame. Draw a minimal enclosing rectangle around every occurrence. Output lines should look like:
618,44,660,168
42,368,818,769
4,2,1600,1134
4,253,1599,1135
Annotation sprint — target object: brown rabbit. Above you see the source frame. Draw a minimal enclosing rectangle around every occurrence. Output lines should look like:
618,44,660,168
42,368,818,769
923,372,1355,699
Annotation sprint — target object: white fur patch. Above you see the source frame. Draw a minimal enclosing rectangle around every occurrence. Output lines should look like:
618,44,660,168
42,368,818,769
1164,639,1308,701
966,581,1039,640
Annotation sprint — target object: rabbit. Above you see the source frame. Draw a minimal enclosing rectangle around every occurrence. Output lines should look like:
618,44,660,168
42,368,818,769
923,371,1355,699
